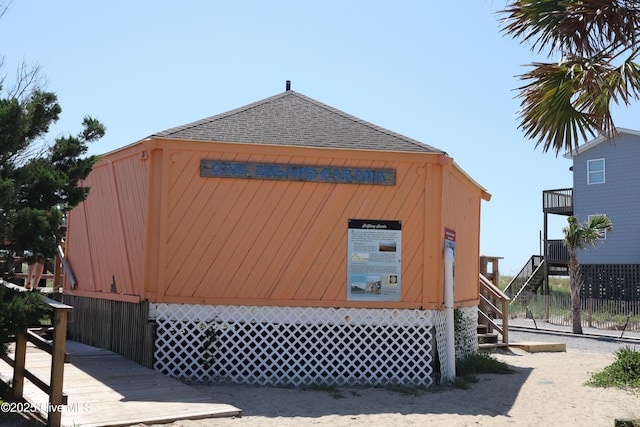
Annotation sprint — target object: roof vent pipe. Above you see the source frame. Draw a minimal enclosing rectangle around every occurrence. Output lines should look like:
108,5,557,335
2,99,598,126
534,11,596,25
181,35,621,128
286,80,291,91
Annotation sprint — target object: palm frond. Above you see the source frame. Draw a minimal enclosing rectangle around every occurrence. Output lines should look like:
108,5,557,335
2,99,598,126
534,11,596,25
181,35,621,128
563,215,612,251
501,1,640,57
611,54,640,102
515,51,640,154
502,1,640,154
501,0,565,54
516,61,601,154
553,0,640,56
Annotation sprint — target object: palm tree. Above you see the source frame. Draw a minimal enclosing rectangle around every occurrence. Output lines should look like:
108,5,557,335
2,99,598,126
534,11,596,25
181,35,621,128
563,215,612,334
501,1,640,155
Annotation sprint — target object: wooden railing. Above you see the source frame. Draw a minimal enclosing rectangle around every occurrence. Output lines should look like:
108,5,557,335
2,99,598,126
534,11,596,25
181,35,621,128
478,274,510,344
1,286,72,427
543,188,573,214
503,255,544,299
546,239,569,265
9,248,66,289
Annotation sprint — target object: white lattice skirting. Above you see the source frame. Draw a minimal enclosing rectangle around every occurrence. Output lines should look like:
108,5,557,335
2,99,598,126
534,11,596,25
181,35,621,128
152,304,443,387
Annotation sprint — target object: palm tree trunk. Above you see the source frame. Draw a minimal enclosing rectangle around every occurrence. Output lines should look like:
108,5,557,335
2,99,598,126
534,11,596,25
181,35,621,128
568,252,583,334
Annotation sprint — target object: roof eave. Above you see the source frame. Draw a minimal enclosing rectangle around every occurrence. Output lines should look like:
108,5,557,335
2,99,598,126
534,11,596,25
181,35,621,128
563,127,640,159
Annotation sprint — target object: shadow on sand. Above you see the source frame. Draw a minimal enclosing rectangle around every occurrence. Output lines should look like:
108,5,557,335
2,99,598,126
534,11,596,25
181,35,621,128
190,350,532,419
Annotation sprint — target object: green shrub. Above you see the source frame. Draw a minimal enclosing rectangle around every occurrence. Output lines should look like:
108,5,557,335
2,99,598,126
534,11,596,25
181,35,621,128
0,286,52,356
457,352,514,376
586,346,640,389
454,352,514,388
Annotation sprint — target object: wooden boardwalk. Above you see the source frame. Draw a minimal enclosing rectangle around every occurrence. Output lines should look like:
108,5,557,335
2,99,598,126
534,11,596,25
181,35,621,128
0,341,241,427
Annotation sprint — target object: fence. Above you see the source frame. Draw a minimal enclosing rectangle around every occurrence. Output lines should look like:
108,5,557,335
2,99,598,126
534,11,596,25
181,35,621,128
510,293,640,332
61,295,155,368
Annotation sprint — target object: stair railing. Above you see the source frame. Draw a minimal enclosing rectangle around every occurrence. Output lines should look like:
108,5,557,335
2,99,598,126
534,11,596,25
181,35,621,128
478,273,510,344
503,255,543,299
510,260,546,304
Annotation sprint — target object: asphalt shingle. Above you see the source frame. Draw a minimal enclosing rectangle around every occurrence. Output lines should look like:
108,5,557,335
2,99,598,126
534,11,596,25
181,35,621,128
152,90,445,154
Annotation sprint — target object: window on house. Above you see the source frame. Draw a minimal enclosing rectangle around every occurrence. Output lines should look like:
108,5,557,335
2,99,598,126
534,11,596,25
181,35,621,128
588,214,608,240
587,159,605,184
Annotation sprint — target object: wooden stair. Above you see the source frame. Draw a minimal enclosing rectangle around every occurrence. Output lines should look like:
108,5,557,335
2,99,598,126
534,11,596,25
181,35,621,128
477,273,509,352
503,255,546,304
477,322,508,352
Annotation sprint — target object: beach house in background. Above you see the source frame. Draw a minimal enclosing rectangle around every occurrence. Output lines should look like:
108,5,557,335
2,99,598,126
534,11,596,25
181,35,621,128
507,128,640,302
60,84,491,386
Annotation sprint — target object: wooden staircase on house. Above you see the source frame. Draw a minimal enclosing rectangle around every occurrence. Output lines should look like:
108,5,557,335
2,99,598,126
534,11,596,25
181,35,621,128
477,273,510,351
503,255,546,304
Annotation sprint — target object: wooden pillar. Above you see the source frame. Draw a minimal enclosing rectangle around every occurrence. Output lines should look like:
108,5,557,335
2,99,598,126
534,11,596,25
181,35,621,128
11,330,27,400
53,254,63,289
479,256,503,287
48,305,71,427
501,297,509,344
543,212,549,294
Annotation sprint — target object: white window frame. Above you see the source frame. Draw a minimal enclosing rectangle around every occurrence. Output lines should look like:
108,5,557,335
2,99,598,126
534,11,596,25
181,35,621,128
587,158,605,185
588,214,608,240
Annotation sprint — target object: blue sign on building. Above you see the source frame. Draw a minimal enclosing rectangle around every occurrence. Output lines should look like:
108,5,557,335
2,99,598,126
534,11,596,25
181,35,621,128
200,160,396,186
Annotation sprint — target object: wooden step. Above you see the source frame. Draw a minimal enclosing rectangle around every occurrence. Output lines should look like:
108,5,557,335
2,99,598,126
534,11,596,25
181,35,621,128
477,322,504,353
479,342,509,352
509,342,566,353
478,332,498,344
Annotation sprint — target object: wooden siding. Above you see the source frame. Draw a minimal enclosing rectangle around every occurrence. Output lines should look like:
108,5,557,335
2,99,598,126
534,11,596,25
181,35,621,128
158,144,429,307
65,139,489,310
442,165,483,306
65,147,149,297
572,132,640,264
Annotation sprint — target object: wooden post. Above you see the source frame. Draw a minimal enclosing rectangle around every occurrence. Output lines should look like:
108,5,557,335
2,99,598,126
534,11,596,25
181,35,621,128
48,305,71,427
53,254,63,289
11,330,27,400
545,294,550,321
501,298,509,344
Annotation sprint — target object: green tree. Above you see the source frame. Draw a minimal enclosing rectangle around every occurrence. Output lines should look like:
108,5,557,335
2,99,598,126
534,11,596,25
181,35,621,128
0,88,104,270
0,286,51,356
563,215,612,334
0,83,103,355
501,0,640,154
0,0,104,358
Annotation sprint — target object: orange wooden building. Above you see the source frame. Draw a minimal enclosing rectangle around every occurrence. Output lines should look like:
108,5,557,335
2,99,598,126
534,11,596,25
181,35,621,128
62,86,490,386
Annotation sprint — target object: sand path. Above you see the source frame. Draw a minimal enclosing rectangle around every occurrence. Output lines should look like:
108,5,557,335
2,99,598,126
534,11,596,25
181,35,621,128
137,348,639,427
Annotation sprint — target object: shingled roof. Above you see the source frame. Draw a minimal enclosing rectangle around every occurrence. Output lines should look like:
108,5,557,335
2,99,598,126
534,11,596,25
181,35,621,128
152,90,445,154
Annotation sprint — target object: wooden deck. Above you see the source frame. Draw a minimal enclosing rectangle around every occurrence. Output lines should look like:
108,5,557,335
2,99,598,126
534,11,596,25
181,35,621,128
0,341,242,427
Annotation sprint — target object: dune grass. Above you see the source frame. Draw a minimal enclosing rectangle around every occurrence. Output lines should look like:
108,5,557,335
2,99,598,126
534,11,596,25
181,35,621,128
586,346,640,390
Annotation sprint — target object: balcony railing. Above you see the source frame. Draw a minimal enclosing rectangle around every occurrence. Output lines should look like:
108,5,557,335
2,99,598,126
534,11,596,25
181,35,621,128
543,188,573,215
546,239,569,265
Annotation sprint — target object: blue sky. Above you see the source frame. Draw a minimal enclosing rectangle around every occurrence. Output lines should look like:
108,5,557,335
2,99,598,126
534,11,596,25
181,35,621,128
1,1,637,275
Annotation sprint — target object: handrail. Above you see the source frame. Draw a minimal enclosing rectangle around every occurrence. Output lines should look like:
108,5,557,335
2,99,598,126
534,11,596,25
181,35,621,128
479,273,509,301
511,260,546,303
1,283,72,427
478,273,510,344
503,255,543,297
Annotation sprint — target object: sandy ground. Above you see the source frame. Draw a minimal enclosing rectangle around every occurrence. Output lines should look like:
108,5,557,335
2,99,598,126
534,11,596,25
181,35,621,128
135,348,639,427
